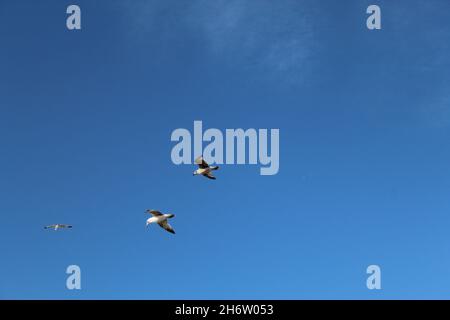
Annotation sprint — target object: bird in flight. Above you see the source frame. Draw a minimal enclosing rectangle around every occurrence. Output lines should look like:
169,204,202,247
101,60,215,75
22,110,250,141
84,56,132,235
44,224,73,231
145,209,176,234
193,156,219,180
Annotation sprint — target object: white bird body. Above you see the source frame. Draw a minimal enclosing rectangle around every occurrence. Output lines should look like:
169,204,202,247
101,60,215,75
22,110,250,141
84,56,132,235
146,215,171,225
194,167,212,175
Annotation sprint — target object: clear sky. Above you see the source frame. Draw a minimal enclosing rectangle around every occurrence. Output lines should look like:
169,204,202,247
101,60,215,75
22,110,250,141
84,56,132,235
1,0,450,299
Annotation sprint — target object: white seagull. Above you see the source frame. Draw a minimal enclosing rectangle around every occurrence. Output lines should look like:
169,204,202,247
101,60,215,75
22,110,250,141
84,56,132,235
44,224,73,231
193,156,219,180
145,209,176,234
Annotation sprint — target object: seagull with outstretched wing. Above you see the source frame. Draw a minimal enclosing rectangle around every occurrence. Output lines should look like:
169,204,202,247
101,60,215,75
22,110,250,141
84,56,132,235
44,224,73,231
193,156,219,180
145,209,176,234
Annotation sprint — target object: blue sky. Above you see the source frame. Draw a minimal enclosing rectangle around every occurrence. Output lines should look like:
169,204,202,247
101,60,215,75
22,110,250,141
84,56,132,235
1,0,450,299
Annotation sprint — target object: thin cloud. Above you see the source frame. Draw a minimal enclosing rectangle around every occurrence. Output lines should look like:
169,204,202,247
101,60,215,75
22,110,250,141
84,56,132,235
387,1,450,127
187,0,316,82
119,0,317,84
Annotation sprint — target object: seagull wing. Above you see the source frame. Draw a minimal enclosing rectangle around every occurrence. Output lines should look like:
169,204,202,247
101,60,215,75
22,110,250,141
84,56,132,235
148,210,163,217
60,225,72,228
158,220,175,234
44,225,56,229
204,172,216,180
195,156,209,169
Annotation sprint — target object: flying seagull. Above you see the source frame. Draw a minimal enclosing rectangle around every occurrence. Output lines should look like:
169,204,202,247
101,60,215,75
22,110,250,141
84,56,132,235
193,156,219,180
145,209,176,234
44,224,73,231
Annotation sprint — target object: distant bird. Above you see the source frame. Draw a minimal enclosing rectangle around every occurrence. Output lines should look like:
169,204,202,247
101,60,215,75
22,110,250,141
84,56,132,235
145,209,176,234
193,156,219,180
44,224,73,231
